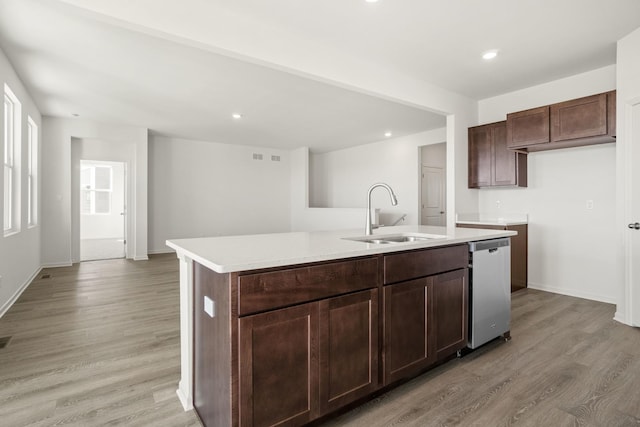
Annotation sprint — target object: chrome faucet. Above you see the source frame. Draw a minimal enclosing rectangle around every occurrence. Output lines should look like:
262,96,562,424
365,183,398,235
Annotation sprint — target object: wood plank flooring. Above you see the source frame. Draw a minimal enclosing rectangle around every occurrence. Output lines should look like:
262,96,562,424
1,255,639,426
325,289,640,426
0,254,201,426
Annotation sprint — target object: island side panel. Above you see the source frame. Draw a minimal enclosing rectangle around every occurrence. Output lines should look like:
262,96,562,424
193,262,239,427
176,252,194,410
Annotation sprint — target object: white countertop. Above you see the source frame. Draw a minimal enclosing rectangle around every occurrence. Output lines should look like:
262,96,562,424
166,225,516,274
456,220,528,226
455,212,528,227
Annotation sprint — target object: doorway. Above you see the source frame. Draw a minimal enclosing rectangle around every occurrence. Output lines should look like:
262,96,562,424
79,160,126,261
420,143,446,226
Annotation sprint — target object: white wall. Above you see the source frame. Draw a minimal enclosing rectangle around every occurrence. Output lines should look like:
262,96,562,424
51,0,481,232
615,27,640,324
0,47,42,316
477,65,617,303
41,118,148,265
148,135,291,253
307,128,446,228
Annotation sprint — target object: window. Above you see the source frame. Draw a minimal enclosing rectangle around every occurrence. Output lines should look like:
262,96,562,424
3,84,21,235
27,116,38,227
81,165,113,215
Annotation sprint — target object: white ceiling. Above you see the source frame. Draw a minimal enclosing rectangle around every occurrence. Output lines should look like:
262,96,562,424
1,0,639,152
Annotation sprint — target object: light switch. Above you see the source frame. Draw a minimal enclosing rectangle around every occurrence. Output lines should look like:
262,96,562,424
204,296,215,318
586,200,594,210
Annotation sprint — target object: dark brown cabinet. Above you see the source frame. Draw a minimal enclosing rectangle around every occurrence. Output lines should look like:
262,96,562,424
456,223,528,292
239,303,320,426
506,106,550,149
238,288,379,426
319,289,379,415
468,121,527,188
506,91,616,152
193,244,472,427
382,244,468,385
433,268,468,360
551,92,613,142
383,277,435,385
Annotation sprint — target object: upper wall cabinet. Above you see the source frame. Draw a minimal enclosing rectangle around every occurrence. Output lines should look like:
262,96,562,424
468,121,527,188
506,91,616,152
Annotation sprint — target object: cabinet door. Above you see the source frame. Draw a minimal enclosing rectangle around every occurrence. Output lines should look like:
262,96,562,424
507,106,550,148
239,303,319,427
433,269,468,360
468,125,492,188
492,122,518,186
319,289,378,415
383,277,435,385
551,93,607,142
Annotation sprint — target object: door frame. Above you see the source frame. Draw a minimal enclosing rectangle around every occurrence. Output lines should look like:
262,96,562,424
71,138,132,263
619,96,640,326
418,143,447,227
78,159,127,261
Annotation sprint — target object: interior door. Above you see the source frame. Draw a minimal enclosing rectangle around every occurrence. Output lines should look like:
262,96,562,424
421,166,445,226
628,101,640,326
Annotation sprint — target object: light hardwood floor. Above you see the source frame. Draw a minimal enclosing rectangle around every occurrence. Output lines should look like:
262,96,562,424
1,255,639,426
0,254,201,426
326,287,640,426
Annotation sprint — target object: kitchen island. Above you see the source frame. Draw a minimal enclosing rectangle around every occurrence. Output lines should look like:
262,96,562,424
167,225,516,427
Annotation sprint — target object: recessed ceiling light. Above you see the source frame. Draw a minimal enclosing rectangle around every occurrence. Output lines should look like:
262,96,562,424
232,113,243,119
482,50,498,60
384,131,392,137
365,0,379,3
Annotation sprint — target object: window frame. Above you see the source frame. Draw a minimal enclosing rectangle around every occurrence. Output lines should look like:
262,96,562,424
27,116,38,228
81,164,113,216
3,84,21,236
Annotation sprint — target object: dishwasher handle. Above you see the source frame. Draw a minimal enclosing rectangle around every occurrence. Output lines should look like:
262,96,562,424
469,238,510,252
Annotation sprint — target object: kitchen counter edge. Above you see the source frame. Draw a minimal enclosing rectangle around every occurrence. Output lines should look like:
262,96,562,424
166,225,516,274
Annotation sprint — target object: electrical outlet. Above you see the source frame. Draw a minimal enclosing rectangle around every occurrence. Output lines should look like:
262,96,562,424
586,200,594,210
496,200,501,209
204,296,215,318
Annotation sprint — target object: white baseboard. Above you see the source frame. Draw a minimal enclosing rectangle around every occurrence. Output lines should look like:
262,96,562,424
0,267,42,318
613,311,628,325
134,255,149,261
528,282,616,305
41,262,73,268
176,386,193,411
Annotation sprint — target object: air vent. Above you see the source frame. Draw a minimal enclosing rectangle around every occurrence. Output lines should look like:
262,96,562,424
0,336,12,349
271,155,281,162
252,153,263,160
41,273,51,279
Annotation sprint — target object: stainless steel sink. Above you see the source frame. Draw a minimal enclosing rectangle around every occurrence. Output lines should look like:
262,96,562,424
379,235,429,243
343,233,447,244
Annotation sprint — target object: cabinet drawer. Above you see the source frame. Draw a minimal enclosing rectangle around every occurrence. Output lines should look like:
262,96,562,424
384,245,468,284
239,257,378,316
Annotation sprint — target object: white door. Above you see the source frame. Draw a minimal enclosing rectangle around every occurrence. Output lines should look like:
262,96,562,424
80,160,126,261
421,166,446,226
627,101,640,326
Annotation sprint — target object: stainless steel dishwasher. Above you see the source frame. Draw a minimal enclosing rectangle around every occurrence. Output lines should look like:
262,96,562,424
468,238,511,349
